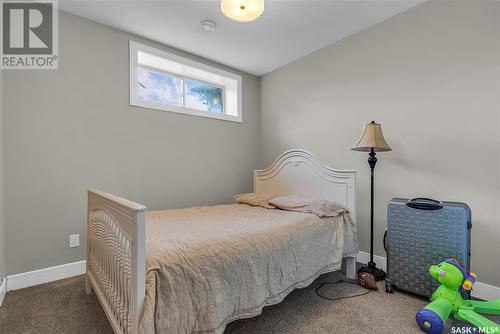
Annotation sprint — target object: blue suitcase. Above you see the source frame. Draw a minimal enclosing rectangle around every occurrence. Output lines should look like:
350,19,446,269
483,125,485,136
385,198,471,298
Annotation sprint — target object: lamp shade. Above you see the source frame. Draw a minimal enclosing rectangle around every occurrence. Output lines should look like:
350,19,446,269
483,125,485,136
221,0,264,22
351,121,392,152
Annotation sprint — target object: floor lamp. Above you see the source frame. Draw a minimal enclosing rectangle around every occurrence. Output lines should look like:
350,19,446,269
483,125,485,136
351,121,392,282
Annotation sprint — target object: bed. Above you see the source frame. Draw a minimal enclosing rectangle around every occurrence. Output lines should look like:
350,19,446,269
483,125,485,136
85,149,358,334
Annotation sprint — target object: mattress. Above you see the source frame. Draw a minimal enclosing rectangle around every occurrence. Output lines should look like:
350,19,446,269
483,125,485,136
139,204,357,334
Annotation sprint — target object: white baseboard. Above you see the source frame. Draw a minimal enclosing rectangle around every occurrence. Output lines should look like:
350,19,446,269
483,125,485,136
356,251,500,301
6,260,86,292
0,277,6,306
356,251,387,272
3,255,500,301
472,281,500,301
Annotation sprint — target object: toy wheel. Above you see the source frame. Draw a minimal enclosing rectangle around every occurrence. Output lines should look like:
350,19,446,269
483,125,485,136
416,309,444,334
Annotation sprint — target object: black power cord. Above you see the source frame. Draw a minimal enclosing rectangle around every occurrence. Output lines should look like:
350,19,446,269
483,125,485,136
315,279,371,301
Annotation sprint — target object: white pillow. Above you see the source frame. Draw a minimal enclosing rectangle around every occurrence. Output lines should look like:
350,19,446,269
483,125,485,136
233,192,278,209
269,194,348,217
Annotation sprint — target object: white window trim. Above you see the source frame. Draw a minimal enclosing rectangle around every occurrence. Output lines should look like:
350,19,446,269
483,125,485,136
129,41,242,123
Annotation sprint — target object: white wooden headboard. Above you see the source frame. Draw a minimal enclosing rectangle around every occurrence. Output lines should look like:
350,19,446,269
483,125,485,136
254,149,357,223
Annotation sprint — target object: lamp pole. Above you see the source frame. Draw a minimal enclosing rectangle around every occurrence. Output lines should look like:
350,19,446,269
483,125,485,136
368,148,377,267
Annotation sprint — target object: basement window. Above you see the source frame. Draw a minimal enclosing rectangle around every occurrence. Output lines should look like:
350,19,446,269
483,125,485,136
130,41,242,122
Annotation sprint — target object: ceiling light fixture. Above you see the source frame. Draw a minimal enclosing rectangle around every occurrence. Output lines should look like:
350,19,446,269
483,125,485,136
221,0,264,23
200,20,217,32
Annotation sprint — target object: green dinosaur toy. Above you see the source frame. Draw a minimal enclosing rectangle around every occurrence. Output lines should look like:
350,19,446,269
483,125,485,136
416,258,500,334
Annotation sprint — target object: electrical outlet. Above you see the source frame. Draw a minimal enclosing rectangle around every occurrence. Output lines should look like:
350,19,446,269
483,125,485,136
69,234,80,248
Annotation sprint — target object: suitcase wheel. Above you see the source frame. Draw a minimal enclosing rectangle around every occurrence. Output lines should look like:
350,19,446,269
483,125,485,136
385,282,394,294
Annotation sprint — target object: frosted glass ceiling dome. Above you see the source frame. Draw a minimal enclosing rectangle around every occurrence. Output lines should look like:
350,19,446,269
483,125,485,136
221,0,264,22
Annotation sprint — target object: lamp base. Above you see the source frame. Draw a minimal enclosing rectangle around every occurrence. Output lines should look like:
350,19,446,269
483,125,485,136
357,261,386,282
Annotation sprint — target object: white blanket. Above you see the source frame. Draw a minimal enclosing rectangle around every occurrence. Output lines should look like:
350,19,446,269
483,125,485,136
139,204,357,334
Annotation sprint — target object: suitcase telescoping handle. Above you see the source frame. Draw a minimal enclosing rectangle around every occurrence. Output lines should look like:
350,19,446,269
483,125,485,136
406,198,444,210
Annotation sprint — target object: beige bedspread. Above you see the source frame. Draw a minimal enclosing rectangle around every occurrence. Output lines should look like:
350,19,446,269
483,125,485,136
139,204,357,334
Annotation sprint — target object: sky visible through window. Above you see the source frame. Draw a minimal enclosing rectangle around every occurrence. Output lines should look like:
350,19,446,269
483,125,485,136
137,67,224,114
137,67,182,106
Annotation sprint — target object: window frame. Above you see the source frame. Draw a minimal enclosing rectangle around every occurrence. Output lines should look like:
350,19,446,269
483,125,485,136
130,41,242,123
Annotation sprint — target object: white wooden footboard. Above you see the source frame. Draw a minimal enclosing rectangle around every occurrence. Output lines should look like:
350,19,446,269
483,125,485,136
86,189,146,334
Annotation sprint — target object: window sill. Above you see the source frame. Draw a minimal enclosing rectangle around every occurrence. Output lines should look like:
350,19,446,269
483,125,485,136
130,99,242,123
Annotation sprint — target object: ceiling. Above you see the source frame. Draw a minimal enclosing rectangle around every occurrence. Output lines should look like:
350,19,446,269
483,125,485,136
60,0,424,76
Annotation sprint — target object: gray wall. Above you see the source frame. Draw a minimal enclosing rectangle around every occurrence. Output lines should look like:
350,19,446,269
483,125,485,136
0,69,5,281
4,12,260,275
260,1,500,286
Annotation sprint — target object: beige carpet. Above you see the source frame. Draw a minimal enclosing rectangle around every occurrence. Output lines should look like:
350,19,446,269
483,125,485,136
1,270,494,334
